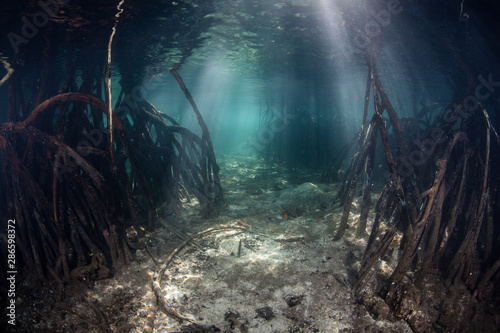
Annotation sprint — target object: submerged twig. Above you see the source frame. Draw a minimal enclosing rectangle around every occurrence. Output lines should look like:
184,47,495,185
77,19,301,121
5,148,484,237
171,58,224,215
106,0,125,165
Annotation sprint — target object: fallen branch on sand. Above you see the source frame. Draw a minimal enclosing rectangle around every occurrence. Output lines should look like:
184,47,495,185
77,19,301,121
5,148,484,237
143,222,250,332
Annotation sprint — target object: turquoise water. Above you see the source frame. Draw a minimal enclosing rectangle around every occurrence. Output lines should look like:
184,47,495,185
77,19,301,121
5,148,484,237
2,0,498,163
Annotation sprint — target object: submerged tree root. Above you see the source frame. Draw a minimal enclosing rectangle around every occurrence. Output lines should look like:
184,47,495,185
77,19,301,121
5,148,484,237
1,82,223,289
0,8,226,330
332,53,500,331
143,222,249,332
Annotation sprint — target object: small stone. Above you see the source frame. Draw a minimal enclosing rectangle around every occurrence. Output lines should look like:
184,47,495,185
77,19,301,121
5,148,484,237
255,306,275,320
284,295,304,307
224,310,240,321
224,310,241,329
246,184,263,195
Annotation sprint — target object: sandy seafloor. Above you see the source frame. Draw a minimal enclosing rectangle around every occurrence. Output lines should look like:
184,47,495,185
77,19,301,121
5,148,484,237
17,153,414,333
